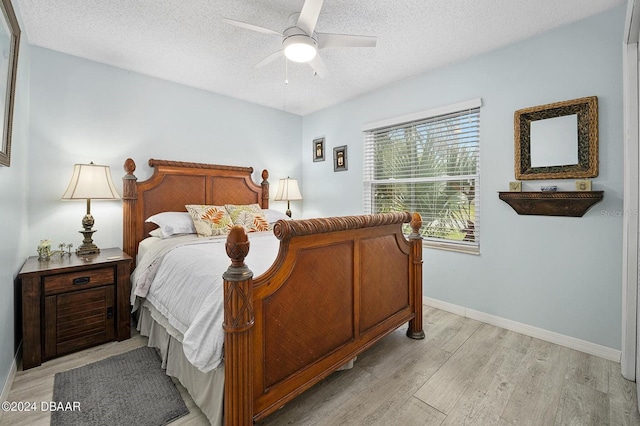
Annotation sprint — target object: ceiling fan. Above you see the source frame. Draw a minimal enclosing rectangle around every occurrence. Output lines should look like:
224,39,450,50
222,0,377,78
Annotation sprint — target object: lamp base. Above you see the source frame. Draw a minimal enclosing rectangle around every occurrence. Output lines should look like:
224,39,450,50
76,229,100,256
285,200,292,218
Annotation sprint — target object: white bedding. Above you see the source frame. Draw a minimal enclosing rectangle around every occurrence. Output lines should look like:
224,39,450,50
137,235,161,265
131,231,280,372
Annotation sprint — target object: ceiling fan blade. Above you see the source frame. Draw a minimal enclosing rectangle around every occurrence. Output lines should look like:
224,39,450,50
222,18,281,37
297,0,324,35
308,54,328,78
317,33,377,49
255,50,283,68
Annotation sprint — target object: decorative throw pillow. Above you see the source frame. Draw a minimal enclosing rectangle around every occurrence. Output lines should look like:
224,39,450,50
225,203,270,232
185,205,234,237
145,211,196,238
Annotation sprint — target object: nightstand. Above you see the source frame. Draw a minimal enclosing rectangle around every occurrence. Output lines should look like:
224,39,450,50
18,248,132,369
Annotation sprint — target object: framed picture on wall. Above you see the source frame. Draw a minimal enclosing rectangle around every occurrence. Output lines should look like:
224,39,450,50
333,145,348,172
0,0,20,167
313,137,325,162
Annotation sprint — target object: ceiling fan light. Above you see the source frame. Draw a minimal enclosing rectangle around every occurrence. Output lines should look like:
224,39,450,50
283,35,317,63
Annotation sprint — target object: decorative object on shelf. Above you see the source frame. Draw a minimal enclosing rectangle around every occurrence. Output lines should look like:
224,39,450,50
508,181,522,192
514,96,598,180
498,191,604,217
57,242,73,257
37,240,73,261
333,145,348,172
37,239,52,261
313,137,325,162
274,177,303,217
0,0,20,167
62,162,121,255
575,179,592,191
540,185,557,192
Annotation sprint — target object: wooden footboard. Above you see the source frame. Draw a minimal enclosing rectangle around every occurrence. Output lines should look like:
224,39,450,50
223,212,424,425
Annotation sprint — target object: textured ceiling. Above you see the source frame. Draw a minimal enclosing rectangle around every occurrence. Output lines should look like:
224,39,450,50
17,0,624,116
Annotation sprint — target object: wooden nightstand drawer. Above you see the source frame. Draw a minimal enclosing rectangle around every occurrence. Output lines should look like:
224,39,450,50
44,267,115,295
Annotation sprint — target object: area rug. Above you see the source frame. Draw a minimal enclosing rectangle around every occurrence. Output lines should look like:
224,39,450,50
50,346,189,426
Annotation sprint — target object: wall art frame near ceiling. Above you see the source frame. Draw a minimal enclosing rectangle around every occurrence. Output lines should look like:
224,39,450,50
0,0,20,167
333,145,348,172
313,137,325,162
514,96,598,180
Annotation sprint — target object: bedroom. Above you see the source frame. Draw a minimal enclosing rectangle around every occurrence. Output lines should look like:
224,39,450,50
0,0,635,424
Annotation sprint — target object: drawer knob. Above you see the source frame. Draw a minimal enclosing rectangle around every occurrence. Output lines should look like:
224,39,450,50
72,276,90,285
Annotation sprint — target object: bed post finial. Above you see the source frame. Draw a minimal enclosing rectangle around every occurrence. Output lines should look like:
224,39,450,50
124,157,136,174
225,226,251,268
123,158,137,199
223,225,254,425
261,169,269,209
407,212,425,340
122,158,138,270
410,212,422,237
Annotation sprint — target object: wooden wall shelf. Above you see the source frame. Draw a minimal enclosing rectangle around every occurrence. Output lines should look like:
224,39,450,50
498,191,604,217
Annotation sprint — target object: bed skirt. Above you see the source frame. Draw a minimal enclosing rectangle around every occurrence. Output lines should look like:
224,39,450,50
137,305,224,425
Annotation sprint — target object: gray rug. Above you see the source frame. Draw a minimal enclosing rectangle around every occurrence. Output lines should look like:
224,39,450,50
51,346,189,426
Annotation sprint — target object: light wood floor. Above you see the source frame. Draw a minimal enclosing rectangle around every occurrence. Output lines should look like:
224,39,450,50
2,306,639,425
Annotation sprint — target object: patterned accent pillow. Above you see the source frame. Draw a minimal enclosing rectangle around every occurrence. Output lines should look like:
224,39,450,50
225,203,270,232
185,205,234,237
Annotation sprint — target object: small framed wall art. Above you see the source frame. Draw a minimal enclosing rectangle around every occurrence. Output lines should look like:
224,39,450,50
313,137,325,162
333,145,348,172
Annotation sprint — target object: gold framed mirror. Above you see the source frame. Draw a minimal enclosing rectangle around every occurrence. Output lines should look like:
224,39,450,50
514,96,598,180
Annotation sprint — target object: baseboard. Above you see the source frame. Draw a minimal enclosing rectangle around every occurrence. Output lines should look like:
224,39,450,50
0,350,18,421
424,297,621,362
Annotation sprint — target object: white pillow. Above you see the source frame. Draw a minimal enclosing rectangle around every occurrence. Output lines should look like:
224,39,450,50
145,212,196,238
263,209,292,224
148,228,163,238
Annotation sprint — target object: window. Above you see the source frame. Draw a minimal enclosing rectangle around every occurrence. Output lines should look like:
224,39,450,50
363,99,481,253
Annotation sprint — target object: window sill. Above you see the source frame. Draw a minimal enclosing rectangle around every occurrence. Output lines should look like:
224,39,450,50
423,240,480,255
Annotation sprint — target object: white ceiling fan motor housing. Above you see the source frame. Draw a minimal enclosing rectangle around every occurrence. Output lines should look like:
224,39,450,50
282,27,318,63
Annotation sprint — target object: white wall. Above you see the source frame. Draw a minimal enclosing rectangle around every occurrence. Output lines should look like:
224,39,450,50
28,47,303,252
302,6,625,350
0,0,30,400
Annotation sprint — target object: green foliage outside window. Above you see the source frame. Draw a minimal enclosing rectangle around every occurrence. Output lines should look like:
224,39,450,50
365,108,480,247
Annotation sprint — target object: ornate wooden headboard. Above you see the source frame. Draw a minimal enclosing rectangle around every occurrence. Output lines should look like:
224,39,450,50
122,158,269,265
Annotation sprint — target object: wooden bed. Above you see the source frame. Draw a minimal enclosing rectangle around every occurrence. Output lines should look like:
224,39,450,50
122,158,425,425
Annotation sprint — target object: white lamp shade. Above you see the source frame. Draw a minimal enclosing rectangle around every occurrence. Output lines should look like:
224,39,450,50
283,36,317,63
274,177,302,201
62,163,121,200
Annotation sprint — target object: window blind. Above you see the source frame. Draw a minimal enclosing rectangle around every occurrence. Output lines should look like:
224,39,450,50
364,104,480,252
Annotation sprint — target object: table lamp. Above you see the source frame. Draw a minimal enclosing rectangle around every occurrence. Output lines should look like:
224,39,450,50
274,177,302,217
61,162,120,255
